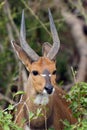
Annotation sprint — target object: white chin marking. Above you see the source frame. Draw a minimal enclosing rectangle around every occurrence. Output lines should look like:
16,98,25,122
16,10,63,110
34,88,55,105
24,125,31,130
34,90,49,105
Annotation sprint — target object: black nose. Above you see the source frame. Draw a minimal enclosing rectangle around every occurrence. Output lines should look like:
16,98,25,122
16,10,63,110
45,85,53,94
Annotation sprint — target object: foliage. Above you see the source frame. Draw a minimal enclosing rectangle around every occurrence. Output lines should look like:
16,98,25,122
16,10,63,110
1,0,87,130
0,0,68,96
29,108,43,121
0,110,22,130
0,90,24,130
64,82,87,130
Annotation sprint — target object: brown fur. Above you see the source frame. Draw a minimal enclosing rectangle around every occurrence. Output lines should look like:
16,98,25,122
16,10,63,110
12,10,76,129
14,44,76,130
14,57,76,130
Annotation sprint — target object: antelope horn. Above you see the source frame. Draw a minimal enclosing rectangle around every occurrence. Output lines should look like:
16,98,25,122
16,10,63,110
47,9,60,60
20,10,39,61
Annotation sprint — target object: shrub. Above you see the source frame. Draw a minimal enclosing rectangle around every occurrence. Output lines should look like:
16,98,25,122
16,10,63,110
64,82,87,130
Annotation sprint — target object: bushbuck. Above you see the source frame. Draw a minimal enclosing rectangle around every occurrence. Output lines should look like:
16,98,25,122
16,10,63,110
11,9,76,130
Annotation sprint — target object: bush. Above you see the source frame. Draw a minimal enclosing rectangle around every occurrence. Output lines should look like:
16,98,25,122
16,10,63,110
64,82,87,130
0,109,23,130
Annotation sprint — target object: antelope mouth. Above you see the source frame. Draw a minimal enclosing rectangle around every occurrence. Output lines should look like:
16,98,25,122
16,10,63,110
34,88,55,105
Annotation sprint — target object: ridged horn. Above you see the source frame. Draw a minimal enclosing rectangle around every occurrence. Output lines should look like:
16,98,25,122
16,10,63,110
20,10,39,61
47,9,60,60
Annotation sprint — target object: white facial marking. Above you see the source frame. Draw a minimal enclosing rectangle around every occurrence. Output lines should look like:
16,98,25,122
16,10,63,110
49,74,52,77
40,74,46,77
40,74,52,77
53,88,55,93
42,89,48,94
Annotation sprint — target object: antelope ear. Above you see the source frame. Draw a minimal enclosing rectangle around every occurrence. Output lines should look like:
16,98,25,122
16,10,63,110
11,40,31,71
42,42,52,57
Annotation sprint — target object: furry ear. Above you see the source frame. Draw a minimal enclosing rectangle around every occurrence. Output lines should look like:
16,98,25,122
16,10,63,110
11,41,32,71
42,42,52,57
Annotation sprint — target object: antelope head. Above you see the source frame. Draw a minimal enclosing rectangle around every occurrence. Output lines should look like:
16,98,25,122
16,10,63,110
11,9,60,105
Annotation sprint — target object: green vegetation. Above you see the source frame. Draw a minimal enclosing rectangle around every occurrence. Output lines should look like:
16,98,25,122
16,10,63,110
0,0,87,129
64,82,87,130
0,110,22,130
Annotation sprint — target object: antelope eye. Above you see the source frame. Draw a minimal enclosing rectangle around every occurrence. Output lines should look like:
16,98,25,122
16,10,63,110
32,71,39,76
52,70,57,75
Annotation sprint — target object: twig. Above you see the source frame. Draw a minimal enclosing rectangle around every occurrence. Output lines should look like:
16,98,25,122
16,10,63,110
21,0,51,37
14,96,30,124
4,0,19,38
27,19,64,32
0,44,4,52
44,106,47,130
24,102,30,127
0,93,15,104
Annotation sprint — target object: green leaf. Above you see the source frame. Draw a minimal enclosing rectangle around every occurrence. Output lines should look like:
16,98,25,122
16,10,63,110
3,124,10,130
29,112,34,121
8,104,14,110
0,1,5,9
36,108,42,117
13,91,25,98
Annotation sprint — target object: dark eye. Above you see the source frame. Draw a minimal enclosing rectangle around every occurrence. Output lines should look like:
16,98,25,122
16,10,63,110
32,71,39,76
52,70,57,75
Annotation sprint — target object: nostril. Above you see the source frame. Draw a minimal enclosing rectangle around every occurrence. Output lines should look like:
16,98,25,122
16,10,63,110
45,85,53,94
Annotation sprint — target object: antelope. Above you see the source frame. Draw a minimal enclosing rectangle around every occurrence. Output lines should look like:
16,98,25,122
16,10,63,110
11,9,76,130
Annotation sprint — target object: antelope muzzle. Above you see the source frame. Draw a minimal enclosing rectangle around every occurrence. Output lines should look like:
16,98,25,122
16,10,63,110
41,69,55,95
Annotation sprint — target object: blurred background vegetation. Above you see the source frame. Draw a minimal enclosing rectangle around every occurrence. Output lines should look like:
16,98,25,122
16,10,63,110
0,0,87,129
0,0,87,109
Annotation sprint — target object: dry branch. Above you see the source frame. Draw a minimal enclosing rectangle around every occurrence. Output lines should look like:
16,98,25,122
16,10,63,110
4,0,19,38
62,11,87,82
0,93,15,104
3,0,27,104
